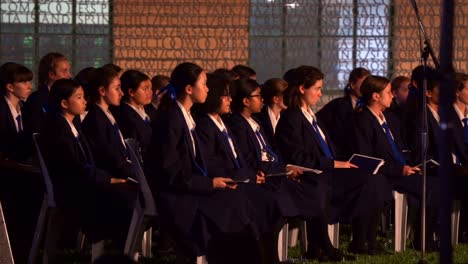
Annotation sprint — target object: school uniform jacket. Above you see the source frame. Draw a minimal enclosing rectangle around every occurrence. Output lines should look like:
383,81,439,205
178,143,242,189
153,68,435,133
275,108,336,172
42,113,111,207
145,102,255,245
195,114,256,182
113,103,152,160
81,105,136,180
316,95,355,160
23,84,49,134
253,106,276,150
0,97,30,162
228,112,283,174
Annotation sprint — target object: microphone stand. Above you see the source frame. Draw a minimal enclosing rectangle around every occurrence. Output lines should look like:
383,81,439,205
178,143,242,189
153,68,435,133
409,0,439,263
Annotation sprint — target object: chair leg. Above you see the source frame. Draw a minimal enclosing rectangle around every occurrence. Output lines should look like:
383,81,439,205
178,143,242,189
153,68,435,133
300,221,308,253
288,227,299,247
92,240,105,262
328,223,340,248
278,224,288,261
196,255,208,264
141,227,152,257
394,192,408,252
76,231,86,251
43,209,63,264
452,200,461,246
124,205,144,256
0,201,14,264
28,196,49,264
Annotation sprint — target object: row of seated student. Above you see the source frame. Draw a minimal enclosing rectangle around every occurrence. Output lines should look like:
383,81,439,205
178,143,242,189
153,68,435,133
1,53,468,263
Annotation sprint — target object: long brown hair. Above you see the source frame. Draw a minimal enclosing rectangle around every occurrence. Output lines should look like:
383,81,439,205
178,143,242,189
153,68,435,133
283,66,324,109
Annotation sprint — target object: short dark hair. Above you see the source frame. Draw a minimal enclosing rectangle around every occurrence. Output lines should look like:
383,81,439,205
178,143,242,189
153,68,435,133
74,67,95,98
262,78,288,106
230,78,260,113
391,75,410,92
49,78,81,114
283,66,324,109
232,65,256,79
197,73,230,114
102,63,123,74
344,67,371,96
120,70,150,102
150,75,170,94
360,75,391,106
411,65,440,91
0,62,33,96
455,72,468,92
212,68,239,81
89,66,120,103
38,52,67,86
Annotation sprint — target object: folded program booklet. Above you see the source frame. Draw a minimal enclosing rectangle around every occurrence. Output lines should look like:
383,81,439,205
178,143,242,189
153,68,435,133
349,154,385,175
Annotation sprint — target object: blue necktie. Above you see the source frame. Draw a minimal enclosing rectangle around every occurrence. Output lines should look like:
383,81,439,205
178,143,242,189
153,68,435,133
16,114,23,132
254,130,279,162
221,129,240,168
311,119,333,159
462,118,468,144
381,122,406,165
144,116,151,125
190,129,208,177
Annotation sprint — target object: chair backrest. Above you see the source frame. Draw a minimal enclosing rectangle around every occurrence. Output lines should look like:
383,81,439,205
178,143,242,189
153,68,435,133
125,138,157,216
32,133,56,208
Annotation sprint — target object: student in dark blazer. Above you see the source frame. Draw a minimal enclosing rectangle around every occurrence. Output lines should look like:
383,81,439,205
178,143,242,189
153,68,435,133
0,62,33,162
316,67,370,160
145,63,258,263
81,67,139,250
113,70,153,163
82,67,137,181
227,77,353,262
194,75,298,264
253,78,288,149
0,62,41,263
353,75,442,251
43,78,139,255
276,66,392,257
22,52,71,134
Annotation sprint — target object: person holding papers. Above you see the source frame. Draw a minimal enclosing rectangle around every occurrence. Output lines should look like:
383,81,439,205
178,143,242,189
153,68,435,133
145,63,259,264
43,78,137,254
194,75,296,264
227,77,349,262
353,75,441,251
275,66,391,257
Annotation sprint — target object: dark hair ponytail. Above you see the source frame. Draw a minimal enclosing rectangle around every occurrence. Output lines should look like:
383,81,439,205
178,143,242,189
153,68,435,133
158,62,204,111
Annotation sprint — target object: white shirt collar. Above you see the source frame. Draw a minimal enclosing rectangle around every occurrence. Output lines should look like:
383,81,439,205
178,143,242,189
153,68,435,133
126,102,150,121
427,104,440,123
208,114,227,132
453,103,466,123
176,101,196,131
96,103,117,125
301,105,316,124
96,103,126,148
62,115,79,138
367,106,387,126
267,106,280,133
4,96,22,132
176,101,196,156
243,114,261,133
208,114,238,158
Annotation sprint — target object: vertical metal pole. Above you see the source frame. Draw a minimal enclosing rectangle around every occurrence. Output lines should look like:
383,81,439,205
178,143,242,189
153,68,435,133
438,0,455,262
